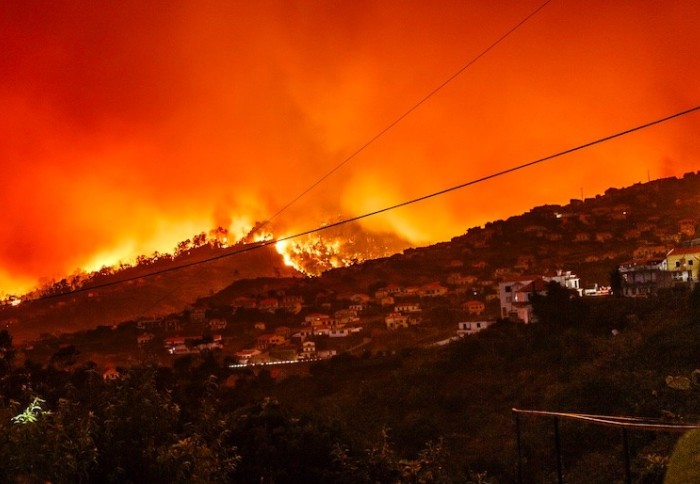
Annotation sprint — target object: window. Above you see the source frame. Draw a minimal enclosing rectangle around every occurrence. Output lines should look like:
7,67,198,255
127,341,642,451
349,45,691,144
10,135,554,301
676,261,681,268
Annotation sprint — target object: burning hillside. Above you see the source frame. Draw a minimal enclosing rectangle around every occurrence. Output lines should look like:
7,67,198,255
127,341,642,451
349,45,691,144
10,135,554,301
273,220,411,275
1,220,408,305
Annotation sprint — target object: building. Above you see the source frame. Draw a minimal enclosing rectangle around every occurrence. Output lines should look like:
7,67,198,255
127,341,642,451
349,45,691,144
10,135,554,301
385,312,409,330
235,349,262,365
464,300,485,316
304,313,331,326
618,259,674,297
544,270,582,296
394,302,421,313
665,246,700,282
499,270,581,323
419,282,448,298
457,321,494,336
256,334,286,350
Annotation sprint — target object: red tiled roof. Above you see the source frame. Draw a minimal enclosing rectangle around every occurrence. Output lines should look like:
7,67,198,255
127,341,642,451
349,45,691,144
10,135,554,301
668,246,700,256
517,278,549,293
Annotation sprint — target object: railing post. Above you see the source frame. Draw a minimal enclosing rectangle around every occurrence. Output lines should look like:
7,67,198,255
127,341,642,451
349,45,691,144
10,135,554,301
622,427,632,484
514,411,523,484
554,417,563,484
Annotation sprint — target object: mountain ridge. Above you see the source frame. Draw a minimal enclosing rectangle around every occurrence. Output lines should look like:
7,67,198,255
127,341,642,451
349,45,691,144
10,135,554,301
3,170,700,343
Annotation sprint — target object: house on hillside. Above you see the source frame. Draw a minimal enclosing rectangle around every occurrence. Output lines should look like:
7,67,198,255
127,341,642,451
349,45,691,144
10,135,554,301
235,349,262,365
330,327,361,337
618,259,673,297
378,296,395,307
419,282,448,298
349,303,367,312
395,302,421,313
304,313,331,326
499,277,549,323
378,284,404,298
447,273,477,286
544,270,582,295
457,321,494,336
464,300,485,316
385,313,409,330
300,341,316,358
665,246,700,282
499,271,581,323
256,334,286,350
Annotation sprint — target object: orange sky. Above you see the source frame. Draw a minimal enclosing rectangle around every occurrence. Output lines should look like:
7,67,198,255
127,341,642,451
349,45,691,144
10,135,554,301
2,0,700,296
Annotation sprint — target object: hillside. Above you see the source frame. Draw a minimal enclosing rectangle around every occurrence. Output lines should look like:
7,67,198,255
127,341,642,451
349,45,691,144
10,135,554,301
206,171,700,308
3,243,299,343
1,173,700,482
3,171,700,345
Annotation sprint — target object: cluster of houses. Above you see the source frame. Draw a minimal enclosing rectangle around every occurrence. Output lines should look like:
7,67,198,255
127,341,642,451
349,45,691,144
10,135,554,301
618,243,700,297
136,230,700,365
494,241,700,325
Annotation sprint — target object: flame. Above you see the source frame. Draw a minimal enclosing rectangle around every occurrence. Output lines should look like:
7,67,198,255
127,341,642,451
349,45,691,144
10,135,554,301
275,240,302,273
273,220,410,276
4,2,699,297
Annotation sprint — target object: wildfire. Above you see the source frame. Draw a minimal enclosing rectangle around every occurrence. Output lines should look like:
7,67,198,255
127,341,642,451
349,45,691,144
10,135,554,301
3,215,411,301
273,221,411,276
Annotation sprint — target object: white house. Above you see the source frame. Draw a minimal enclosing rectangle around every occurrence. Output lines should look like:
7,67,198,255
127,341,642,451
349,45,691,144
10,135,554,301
235,348,262,364
457,321,494,336
498,277,548,323
394,302,421,313
499,270,582,323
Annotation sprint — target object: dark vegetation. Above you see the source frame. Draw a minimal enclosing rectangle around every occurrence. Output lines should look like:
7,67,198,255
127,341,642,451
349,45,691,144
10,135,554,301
1,287,699,483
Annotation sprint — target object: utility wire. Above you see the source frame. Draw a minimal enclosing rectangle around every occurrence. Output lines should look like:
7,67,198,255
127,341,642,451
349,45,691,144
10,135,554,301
513,408,700,431
255,0,553,232
22,104,700,302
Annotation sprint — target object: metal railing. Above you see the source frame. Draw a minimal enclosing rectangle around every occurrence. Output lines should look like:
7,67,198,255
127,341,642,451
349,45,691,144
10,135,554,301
512,408,700,484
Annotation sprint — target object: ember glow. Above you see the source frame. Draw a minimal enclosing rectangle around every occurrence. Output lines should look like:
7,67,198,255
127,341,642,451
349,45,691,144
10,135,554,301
2,1,700,296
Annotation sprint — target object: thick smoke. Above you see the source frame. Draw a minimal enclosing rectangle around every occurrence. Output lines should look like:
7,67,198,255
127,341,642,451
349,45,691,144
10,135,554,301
1,0,699,295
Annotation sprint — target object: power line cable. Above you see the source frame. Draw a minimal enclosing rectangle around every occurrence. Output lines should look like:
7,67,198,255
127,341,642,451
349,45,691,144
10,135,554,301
22,104,700,302
255,0,553,231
